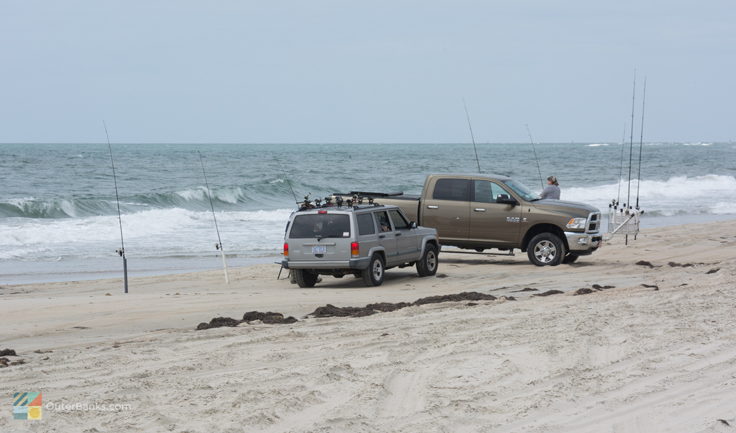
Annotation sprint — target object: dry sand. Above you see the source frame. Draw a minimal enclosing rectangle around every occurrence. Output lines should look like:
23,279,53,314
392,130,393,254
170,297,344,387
1,220,735,432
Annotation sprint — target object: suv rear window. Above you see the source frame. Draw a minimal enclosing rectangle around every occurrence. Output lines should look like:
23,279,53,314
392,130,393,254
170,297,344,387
432,178,470,201
289,214,351,239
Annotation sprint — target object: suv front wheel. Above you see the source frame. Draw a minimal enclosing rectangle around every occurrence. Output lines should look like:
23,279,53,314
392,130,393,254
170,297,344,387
527,233,565,266
362,254,385,286
416,244,439,277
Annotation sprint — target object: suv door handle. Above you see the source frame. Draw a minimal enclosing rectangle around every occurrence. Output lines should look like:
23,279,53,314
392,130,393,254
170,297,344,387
378,234,386,239
427,205,439,209
395,232,402,237
474,208,486,212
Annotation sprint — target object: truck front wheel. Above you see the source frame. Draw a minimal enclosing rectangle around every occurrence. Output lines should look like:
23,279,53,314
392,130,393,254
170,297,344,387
527,233,565,266
416,244,439,277
294,269,319,288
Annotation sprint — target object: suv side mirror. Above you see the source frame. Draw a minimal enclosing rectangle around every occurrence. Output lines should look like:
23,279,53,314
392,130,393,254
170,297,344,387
496,194,518,205
409,221,417,229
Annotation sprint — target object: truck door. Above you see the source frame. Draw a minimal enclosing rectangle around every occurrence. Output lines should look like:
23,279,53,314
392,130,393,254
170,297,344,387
421,178,470,242
470,180,521,246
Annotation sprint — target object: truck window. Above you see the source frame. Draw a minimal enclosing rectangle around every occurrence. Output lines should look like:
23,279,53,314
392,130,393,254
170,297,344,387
289,214,351,238
388,209,410,230
432,178,470,201
473,180,512,202
375,211,392,232
357,213,376,235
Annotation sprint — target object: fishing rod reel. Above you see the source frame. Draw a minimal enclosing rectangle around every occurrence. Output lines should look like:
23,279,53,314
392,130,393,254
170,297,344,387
215,242,222,251
115,248,125,257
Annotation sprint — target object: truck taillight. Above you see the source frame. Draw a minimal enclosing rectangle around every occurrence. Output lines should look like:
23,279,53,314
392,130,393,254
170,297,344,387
283,242,289,257
351,242,359,257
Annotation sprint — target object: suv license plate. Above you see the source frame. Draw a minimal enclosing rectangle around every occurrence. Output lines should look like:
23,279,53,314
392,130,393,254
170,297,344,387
312,245,327,254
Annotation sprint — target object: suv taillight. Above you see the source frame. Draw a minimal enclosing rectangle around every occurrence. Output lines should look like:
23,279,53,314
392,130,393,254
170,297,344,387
283,242,289,257
351,242,359,257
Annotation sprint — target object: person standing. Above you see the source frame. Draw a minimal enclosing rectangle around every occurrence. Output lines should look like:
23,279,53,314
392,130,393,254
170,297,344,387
540,176,561,200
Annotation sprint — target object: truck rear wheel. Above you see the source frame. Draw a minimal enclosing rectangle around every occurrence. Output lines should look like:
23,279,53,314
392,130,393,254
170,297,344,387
527,233,565,266
362,254,385,286
416,244,439,277
294,269,319,288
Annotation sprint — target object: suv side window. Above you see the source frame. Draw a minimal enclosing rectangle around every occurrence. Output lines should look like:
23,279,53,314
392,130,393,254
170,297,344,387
473,180,512,202
375,211,392,232
388,209,410,230
432,178,470,201
357,213,376,235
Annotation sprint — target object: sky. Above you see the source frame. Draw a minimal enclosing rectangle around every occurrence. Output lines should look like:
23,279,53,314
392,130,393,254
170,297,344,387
1,1,734,144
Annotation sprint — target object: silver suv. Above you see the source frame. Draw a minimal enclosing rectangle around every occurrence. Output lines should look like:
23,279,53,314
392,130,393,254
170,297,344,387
282,204,440,287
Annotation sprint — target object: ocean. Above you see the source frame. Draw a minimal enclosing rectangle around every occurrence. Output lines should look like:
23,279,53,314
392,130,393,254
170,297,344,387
1,142,735,284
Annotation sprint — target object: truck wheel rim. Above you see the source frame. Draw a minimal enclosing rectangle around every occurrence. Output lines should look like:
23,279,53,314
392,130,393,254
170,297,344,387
373,260,383,280
534,240,557,263
427,250,437,271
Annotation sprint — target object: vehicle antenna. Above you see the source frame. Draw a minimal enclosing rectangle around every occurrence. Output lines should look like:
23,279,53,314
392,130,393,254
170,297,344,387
626,70,637,210
616,121,627,206
635,77,647,210
198,151,229,285
103,121,128,294
525,124,544,190
462,98,481,173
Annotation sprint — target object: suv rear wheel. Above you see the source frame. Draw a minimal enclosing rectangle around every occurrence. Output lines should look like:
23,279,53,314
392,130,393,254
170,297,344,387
294,269,319,288
527,233,565,266
416,244,439,277
362,254,385,286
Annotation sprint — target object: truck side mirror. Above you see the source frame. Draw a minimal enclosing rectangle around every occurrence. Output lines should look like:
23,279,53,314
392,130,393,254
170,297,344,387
496,194,517,205
409,221,417,229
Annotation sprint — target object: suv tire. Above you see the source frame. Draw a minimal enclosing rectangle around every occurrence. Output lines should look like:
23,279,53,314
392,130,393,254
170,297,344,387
294,269,319,288
562,253,580,264
416,244,439,277
362,254,385,287
527,233,565,266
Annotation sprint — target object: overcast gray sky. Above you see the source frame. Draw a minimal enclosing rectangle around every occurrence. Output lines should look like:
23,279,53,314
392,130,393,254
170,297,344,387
1,1,734,143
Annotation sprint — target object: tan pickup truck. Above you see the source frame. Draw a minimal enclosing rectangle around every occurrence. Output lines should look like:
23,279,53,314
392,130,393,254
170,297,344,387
346,174,602,266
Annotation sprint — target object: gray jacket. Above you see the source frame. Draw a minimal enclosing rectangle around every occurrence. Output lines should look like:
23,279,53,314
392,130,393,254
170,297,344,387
540,184,560,200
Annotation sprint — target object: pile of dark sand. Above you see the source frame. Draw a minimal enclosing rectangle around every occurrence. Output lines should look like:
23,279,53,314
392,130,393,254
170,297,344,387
310,291,499,318
197,311,298,330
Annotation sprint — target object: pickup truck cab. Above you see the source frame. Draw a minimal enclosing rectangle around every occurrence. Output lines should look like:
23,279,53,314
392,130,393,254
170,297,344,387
363,174,602,266
282,203,440,287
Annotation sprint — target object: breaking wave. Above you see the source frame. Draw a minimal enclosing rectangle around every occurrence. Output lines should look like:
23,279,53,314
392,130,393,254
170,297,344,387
564,174,736,217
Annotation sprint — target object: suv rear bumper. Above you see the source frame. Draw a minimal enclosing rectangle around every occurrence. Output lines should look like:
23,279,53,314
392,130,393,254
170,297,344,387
282,257,371,270
564,231,602,253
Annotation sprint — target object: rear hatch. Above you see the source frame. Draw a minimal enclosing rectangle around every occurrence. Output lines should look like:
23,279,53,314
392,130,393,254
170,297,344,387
286,213,352,261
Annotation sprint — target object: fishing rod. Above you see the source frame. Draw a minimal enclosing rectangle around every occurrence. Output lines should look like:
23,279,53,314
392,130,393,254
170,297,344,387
462,99,482,173
525,124,544,190
616,121,627,206
635,77,647,210
626,70,637,211
103,121,128,294
274,157,299,207
198,151,229,285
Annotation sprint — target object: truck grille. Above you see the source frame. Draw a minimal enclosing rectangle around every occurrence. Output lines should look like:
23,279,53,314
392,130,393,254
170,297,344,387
586,212,601,233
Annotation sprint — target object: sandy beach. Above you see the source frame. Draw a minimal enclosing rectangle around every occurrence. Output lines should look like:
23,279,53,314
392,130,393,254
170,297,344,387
1,219,735,432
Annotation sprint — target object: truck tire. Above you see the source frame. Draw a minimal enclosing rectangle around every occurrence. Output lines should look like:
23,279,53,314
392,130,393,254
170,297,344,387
294,269,319,288
563,253,580,264
362,254,385,286
527,233,565,266
416,244,439,277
